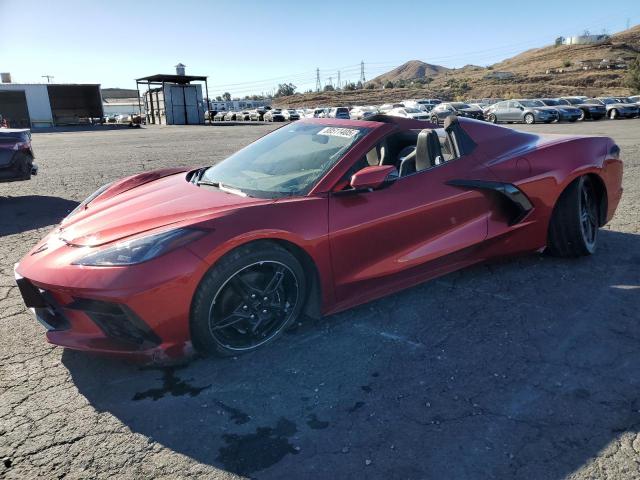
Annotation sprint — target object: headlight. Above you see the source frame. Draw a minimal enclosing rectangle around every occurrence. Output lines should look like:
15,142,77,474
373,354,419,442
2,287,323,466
72,228,207,266
533,109,543,113
65,182,113,220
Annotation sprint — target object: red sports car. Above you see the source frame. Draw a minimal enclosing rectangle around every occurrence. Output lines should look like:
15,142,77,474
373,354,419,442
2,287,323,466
15,116,623,361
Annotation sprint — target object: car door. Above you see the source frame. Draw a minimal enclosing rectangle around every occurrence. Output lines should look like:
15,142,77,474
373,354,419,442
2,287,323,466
327,143,496,305
492,101,507,122
504,101,520,121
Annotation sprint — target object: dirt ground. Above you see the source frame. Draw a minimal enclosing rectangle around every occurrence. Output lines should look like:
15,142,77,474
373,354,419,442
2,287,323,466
1,120,639,479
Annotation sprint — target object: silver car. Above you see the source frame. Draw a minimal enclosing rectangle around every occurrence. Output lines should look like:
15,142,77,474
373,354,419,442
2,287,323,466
593,98,639,119
484,99,559,124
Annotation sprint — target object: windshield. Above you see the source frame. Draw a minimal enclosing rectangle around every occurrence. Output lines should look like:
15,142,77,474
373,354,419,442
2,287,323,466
201,123,369,198
542,99,560,106
600,98,616,104
564,98,582,105
451,103,471,109
404,108,421,113
520,100,545,107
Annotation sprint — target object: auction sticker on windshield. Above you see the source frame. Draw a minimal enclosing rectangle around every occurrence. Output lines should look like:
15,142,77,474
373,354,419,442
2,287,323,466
317,127,359,138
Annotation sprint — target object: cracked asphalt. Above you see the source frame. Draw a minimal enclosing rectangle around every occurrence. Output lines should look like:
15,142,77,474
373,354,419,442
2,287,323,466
1,121,639,479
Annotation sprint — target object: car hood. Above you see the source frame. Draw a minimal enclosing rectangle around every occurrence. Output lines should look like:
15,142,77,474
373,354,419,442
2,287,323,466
578,103,605,108
553,105,581,112
609,103,637,108
528,106,558,112
57,170,271,247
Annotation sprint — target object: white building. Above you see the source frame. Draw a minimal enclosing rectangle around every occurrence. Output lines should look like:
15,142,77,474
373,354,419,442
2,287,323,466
562,34,610,45
0,81,103,128
103,98,142,116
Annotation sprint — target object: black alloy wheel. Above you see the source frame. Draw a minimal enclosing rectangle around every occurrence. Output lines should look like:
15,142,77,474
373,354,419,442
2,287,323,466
547,176,599,257
190,242,307,356
208,261,299,351
579,178,598,252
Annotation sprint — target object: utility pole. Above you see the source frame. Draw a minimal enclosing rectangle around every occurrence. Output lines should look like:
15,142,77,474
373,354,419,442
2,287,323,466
337,71,341,90
42,75,54,83
315,68,321,92
360,60,366,84
328,76,333,88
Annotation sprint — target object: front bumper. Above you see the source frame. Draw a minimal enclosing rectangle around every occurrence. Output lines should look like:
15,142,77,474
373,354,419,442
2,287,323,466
14,235,209,361
535,112,559,122
558,111,582,121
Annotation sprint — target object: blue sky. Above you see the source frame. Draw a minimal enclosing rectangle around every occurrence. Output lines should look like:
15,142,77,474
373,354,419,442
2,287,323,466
0,0,637,97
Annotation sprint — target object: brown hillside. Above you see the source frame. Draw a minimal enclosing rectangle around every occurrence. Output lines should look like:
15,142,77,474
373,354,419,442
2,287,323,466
275,25,640,107
371,60,449,84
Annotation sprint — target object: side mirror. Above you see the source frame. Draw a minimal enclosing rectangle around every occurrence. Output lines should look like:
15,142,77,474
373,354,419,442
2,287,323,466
349,165,398,191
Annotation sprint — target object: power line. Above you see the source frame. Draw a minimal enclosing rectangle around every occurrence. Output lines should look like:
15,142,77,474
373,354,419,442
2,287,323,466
208,12,638,97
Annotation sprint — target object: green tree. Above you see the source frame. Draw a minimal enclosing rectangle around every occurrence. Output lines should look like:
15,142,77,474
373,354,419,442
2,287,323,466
323,84,335,92
222,92,231,101
626,55,640,93
275,83,296,97
215,95,223,101
384,80,394,89
365,82,376,90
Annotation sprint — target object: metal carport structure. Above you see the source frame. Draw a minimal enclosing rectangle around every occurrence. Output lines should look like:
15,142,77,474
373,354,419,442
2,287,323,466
135,74,211,125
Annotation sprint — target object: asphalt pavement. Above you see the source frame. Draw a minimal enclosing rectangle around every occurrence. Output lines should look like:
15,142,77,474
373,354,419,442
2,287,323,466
1,120,639,479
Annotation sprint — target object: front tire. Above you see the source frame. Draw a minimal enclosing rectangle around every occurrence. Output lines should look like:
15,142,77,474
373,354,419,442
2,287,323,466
488,113,497,124
524,113,535,124
190,242,307,356
609,109,618,120
547,176,599,257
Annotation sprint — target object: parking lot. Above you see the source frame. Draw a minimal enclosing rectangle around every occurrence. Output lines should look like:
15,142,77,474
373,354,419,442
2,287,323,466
1,120,639,479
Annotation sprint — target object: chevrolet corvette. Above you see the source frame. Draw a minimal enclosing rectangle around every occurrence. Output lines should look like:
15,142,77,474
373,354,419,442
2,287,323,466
15,116,623,361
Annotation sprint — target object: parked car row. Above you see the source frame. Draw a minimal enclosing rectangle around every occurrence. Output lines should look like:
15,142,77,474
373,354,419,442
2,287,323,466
102,114,144,126
297,94,639,126
206,94,639,126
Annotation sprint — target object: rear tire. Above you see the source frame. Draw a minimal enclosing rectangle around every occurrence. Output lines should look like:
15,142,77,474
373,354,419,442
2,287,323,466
190,242,307,356
609,109,618,120
547,176,599,257
14,152,33,180
488,113,497,123
578,110,586,121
